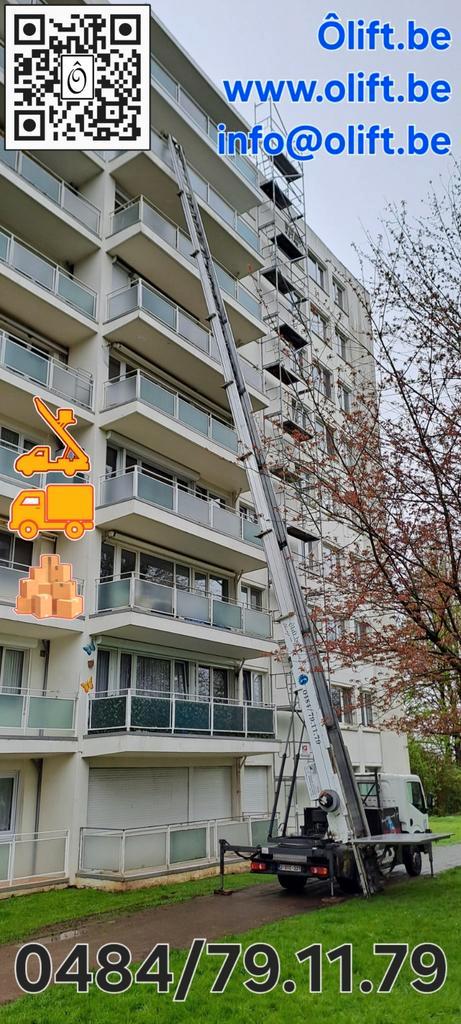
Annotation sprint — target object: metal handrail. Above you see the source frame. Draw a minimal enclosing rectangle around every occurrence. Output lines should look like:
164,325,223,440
0,228,97,318
0,329,94,409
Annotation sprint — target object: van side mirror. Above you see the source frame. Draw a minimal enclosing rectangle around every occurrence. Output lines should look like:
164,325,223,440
427,792,434,812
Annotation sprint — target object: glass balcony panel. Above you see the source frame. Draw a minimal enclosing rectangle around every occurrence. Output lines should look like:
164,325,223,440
234,151,258,185
105,375,137,408
0,141,17,169
174,698,210,731
211,419,237,452
213,703,244,733
251,819,272,844
178,397,208,436
243,607,271,638
212,599,242,631
0,230,9,261
188,167,208,201
177,311,209,353
212,504,241,539
124,831,166,871
112,201,140,234
242,518,263,547
80,834,121,872
237,285,261,319
89,695,127,730
180,91,208,133
170,827,207,863
21,154,61,203
141,283,176,330
150,129,172,168
133,578,174,615
177,489,210,526
209,189,234,228
97,578,131,611
209,334,220,361
0,844,10,881
151,57,178,100
108,285,138,319
208,121,218,144
216,821,249,846
4,337,49,385
246,706,275,736
0,693,24,728
57,271,95,317
214,261,235,299
139,376,175,415
137,471,174,510
13,240,55,290
27,696,74,730
177,231,195,261
143,204,177,247
0,445,29,485
13,836,66,880
237,217,259,250
63,186,100,233
100,472,134,505
131,695,171,730
177,589,210,624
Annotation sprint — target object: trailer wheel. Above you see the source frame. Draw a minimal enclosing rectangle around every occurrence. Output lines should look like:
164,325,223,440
278,874,307,893
65,522,84,540
403,846,422,876
18,520,39,540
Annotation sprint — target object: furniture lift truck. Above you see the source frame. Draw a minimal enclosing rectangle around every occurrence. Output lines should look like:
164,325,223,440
169,136,449,896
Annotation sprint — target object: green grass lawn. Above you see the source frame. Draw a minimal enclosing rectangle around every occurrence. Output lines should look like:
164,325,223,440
0,868,459,1024
430,814,461,844
0,871,273,946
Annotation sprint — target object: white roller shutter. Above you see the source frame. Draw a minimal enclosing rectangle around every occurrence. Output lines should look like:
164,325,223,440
243,766,269,813
191,767,232,821
87,768,188,828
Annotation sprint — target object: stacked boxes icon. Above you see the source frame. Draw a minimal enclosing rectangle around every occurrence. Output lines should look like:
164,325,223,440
15,554,83,620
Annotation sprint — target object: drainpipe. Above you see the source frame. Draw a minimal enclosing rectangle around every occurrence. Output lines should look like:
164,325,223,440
31,758,43,876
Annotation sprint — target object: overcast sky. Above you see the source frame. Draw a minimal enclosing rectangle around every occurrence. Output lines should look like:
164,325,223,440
149,0,459,278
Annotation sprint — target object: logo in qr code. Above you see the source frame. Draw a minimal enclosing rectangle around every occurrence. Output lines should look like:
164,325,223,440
4,5,151,150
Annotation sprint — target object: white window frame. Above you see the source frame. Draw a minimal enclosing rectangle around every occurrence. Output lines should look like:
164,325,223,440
333,278,347,312
0,772,19,835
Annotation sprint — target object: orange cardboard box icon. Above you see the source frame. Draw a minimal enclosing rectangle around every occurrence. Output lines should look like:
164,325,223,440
15,555,84,620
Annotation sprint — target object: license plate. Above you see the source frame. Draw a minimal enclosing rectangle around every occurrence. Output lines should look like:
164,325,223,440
278,863,302,873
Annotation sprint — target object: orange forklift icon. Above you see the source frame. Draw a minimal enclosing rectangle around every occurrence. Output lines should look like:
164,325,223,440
14,397,91,477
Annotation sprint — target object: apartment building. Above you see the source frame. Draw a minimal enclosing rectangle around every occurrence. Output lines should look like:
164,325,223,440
0,2,408,892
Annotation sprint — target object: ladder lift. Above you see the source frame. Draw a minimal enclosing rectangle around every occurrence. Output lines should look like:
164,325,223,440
169,136,449,896
14,396,91,477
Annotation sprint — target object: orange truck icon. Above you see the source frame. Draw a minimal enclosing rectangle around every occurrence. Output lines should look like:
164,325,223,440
14,397,91,477
9,484,94,541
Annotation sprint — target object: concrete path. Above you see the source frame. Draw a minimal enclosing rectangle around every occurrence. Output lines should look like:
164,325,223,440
1,842,460,1005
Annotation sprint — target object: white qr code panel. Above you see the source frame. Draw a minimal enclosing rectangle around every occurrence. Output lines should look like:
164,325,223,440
4,5,151,150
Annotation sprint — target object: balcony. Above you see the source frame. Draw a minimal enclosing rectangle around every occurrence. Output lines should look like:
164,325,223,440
0,330,94,429
0,561,84,639
0,136,101,263
87,690,275,739
150,57,260,212
0,830,69,892
0,228,97,344
103,280,267,411
96,467,265,572
106,128,262,277
0,688,77,752
79,816,272,880
100,371,249,493
107,197,263,344
91,575,275,660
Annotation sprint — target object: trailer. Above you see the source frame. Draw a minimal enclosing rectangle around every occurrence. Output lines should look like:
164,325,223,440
169,135,451,896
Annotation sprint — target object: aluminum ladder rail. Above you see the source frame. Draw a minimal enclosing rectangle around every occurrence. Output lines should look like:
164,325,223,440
168,136,374,894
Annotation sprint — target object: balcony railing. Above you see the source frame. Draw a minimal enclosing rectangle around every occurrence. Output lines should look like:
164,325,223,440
0,688,77,734
0,560,84,606
95,574,272,639
0,830,68,889
87,689,275,737
80,815,271,877
150,57,259,187
0,136,101,235
104,370,237,451
109,196,261,320
105,280,264,392
99,466,263,548
0,228,97,319
0,330,94,409
0,443,88,492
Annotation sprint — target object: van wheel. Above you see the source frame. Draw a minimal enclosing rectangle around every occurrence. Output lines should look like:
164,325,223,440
65,522,84,540
403,846,422,876
278,874,307,893
18,520,38,540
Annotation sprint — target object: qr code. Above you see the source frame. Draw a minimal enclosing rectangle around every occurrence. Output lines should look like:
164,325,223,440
4,5,150,150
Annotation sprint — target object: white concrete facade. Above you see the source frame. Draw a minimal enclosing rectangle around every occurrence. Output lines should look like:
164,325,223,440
0,1,408,892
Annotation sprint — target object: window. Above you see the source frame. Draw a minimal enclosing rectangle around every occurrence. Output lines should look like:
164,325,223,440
355,620,370,640
333,278,347,311
0,532,33,570
360,691,374,727
303,539,320,572
241,585,263,610
136,656,170,695
308,253,326,291
338,383,351,413
312,363,333,401
310,306,328,341
108,356,121,380
407,780,426,814
105,445,118,477
243,670,265,704
331,685,354,725
0,776,16,833
325,618,345,642
315,419,335,456
335,329,350,362
197,665,229,701
0,648,26,693
95,649,110,694
323,544,340,579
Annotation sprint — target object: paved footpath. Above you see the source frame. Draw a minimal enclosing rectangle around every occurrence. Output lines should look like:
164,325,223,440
0,842,460,1005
